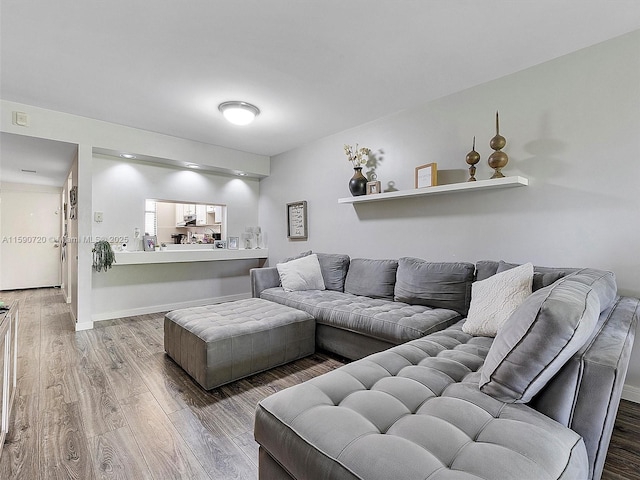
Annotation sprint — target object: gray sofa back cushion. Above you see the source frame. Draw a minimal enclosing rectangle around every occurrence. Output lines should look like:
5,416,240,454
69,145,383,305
344,258,398,300
393,258,475,315
480,269,617,403
476,260,579,287
316,253,350,292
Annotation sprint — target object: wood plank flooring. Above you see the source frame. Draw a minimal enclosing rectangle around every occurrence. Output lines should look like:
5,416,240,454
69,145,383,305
0,287,638,479
0,288,345,479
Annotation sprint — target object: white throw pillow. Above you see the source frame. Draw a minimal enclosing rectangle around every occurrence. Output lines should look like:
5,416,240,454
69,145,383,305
276,253,326,292
462,262,534,337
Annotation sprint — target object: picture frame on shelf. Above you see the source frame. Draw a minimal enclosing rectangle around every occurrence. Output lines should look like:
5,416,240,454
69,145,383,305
366,180,382,195
287,200,308,239
143,235,157,252
415,163,438,188
228,236,239,250
214,240,227,249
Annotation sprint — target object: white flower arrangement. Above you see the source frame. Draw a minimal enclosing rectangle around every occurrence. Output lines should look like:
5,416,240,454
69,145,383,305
344,144,371,168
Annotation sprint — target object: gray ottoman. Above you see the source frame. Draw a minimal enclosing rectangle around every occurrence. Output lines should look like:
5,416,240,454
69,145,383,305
164,298,315,390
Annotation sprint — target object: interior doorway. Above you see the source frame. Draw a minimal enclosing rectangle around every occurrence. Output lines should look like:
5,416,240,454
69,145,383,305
0,184,62,290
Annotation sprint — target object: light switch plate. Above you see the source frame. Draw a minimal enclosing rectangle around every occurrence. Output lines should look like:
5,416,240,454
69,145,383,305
12,111,29,127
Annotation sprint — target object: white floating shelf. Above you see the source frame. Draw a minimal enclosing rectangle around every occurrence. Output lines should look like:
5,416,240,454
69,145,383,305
338,176,528,204
114,248,268,265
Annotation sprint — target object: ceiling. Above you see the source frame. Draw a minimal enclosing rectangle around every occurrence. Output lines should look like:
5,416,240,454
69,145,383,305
1,1,640,186
0,133,77,187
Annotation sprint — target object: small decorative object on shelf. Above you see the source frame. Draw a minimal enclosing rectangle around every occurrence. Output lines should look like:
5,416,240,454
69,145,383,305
344,144,371,196
366,172,382,194
349,167,368,196
488,111,508,178
465,136,481,181
143,235,157,252
415,163,438,188
242,226,262,248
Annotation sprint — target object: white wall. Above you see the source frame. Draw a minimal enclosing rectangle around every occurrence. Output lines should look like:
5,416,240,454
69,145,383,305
0,100,269,327
259,31,640,396
91,154,262,320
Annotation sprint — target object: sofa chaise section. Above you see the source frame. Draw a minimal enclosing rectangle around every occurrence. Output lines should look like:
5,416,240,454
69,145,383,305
253,260,638,480
255,323,590,480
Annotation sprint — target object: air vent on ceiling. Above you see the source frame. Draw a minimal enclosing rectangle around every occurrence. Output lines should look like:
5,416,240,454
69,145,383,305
21,169,37,174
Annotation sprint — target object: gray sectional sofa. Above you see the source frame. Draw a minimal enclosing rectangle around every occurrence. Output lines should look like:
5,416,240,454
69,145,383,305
250,254,638,480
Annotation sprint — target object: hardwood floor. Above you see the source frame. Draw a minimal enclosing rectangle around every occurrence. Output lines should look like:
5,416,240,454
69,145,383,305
0,287,638,479
0,288,345,479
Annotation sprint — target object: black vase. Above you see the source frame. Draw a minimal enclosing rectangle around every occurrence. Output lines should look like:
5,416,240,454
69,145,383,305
349,167,367,196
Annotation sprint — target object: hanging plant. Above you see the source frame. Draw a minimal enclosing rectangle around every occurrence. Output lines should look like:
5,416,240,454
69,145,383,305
92,240,116,272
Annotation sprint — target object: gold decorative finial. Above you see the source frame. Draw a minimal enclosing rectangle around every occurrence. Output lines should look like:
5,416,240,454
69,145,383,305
465,136,480,182
488,110,508,178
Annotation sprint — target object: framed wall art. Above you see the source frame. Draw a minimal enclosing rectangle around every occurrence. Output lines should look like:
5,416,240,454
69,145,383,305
287,201,308,239
228,236,239,250
415,163,438,188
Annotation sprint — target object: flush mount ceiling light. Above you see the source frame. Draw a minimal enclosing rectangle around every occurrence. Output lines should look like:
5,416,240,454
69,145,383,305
218,101,260,126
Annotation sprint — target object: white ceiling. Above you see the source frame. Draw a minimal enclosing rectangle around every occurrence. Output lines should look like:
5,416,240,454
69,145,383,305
1,1,640,185
0,133,77,187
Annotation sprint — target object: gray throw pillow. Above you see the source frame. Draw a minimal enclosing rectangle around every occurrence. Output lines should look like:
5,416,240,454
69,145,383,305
344,258,398,300
496,260,565,291
394,258,474,315
316,253,350,292
475,260,578,283
282,250,312,263
479,270,616,403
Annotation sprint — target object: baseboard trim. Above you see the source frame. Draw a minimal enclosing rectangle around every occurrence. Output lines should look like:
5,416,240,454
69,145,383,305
90,293,251,323
75,321,94,331
621,384,640,404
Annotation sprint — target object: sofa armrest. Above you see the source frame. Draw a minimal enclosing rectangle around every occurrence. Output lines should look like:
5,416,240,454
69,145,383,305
251,267,281,298
531,295,638,480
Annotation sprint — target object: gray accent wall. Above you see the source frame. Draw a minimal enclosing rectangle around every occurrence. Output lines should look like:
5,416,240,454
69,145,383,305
259,31,640,395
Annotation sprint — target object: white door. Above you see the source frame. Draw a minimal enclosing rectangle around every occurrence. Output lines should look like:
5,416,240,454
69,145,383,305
0,188,61,290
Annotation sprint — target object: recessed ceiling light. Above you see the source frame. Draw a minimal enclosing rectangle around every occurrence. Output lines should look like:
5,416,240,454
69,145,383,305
218,101,260,126
237,172,248,176
186,164,200,169
120,153,136,159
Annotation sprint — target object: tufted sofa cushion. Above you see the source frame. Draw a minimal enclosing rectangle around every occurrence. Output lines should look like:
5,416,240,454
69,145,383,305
164,298,315,389
261,287,462,345
255,323,589,480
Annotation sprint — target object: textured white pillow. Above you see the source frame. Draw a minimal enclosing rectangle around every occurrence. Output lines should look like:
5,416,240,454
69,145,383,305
462,262,534,337
276,253,326,292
